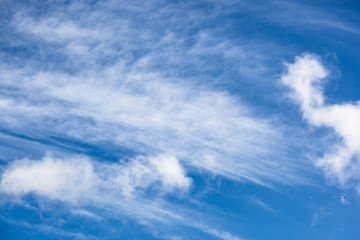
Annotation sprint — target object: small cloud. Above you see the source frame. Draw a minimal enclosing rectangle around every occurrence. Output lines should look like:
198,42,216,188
310,208,332,227
311,213,318,227
340,195,349,205
149,154,192,191
248,196,275,213
71,209,102,221
0,155,96,204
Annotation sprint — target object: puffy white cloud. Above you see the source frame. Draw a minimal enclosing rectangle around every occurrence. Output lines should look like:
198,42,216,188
0,154,191,203
282,54,327,110
0,156,96,203
149,154,191,190
282,53,360,190
0,154,242,240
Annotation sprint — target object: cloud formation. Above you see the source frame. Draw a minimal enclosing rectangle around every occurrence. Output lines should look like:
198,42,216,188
0,1,334,239
0,63,292,184
282,54,360,190
0,154,241,240
0,155,209,238
1,154,191,203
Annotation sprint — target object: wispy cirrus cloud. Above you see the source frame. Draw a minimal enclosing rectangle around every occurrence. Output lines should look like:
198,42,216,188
0,64,294,184
0,216,91,240
0,1,317,239
270,1,360,34
248,196,275,213
0,5,302,185
232,0,360,35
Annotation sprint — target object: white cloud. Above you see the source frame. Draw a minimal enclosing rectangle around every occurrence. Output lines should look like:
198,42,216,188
0,154,242,240
248,196,275,212
71,209,102,221
0,215,91,239
0,154,191,202
0,57,303,185
0,2,310,239
191,222,245,240
282,53,360,190
310,208,332,227
0,156,96,203
340,195,349,205
149,154,192,190
243,1,360,35
15,16,108,42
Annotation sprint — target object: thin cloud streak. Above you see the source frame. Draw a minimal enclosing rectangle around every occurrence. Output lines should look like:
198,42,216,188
234,0,360,35
248,196,275,213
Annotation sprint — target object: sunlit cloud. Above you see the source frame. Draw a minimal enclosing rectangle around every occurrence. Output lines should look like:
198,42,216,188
282,54,360,191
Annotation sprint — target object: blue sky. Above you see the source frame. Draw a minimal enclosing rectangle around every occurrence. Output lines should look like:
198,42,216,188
0,0,360,239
